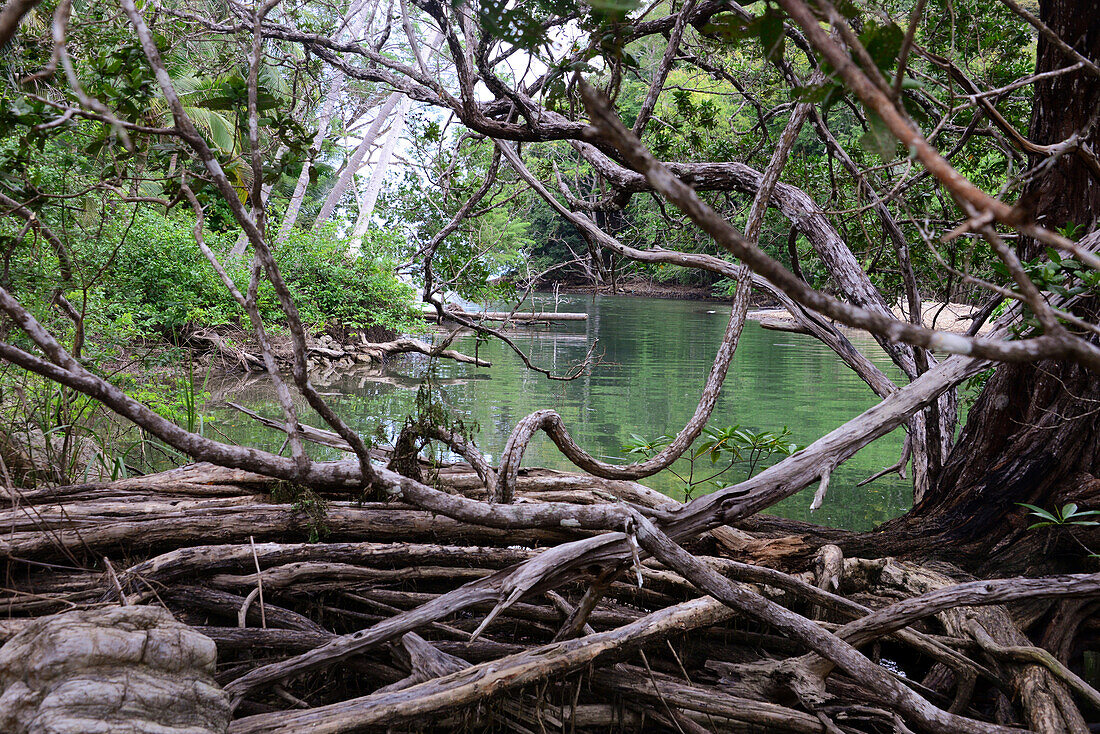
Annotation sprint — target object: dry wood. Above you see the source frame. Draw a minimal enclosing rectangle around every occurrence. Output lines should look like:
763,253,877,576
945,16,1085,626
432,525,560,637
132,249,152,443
220,353,985,699
309,336,491,366
227,597,733,733
426,310,587,322
3,3,1099,733
625,509,1019,734
592,665,826,733
3,462,1094,733
0,497,579,559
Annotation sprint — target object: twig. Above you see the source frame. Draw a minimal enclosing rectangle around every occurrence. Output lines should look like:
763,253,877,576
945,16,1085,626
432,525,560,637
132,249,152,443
103,557,127,606
250,535,266,629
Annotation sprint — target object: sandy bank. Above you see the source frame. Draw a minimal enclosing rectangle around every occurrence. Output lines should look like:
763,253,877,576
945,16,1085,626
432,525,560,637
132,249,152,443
747,301,994,336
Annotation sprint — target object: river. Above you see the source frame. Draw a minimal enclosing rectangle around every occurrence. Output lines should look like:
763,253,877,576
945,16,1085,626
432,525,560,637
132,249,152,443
210,294,917,531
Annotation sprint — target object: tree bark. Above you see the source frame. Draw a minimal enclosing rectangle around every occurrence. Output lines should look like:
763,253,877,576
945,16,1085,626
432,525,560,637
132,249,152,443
312,92,402,230
347,95,410,254
897,0,1100,568
275,0,376,243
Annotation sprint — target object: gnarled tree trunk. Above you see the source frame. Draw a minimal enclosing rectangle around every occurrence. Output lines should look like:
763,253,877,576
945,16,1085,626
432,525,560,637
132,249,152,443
884,0,1100,574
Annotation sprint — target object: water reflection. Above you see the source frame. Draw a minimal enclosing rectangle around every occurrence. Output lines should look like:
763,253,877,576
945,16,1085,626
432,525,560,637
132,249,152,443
210,294,915,530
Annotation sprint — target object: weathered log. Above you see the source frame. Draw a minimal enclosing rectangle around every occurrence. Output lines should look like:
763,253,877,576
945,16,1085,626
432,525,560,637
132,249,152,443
626,509,1018,734
376,632,469,694
164,585,327,633
227,596,733,733
426,310,587,322
356,336,492,366
0,462,275,506
113,541,540,593
0,499,581,559
347,587,647,630
2,459,1093,733
861,562,1096,734
197,626,528,661
592,665,826,733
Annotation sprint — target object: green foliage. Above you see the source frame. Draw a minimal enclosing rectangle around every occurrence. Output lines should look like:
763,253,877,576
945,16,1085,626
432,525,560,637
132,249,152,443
1007,248,1100,301
86,211,419,337
0,362,208,485
701,3,788,61
271,483,330,542
961,366,995,407
861,113,899,163
272,227,420,333
95,212,239,334
381,136,531,301
1018,502,1100,561
990,242,1100,334
476,0,641,57
624,424,801,499
1018,502,1100,530
114,356,212,434
383,373,481,492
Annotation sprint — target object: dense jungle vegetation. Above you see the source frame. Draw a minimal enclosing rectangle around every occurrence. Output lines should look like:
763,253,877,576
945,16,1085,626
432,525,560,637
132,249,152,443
0,0,1099,732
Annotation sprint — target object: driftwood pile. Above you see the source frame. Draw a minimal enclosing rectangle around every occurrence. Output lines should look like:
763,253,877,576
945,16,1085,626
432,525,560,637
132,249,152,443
1,459,1098,733
187,327,490,376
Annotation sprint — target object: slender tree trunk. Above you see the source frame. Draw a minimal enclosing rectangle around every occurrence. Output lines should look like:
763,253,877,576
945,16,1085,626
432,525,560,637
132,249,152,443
894,0,1100,565
313,92,402,229
347,95,410,254
313,31,441,236
276,0,376,243
275,85,341,243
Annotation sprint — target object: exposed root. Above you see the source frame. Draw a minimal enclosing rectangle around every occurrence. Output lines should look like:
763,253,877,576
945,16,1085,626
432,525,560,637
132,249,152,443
1,462,1098,733
186,326,489,375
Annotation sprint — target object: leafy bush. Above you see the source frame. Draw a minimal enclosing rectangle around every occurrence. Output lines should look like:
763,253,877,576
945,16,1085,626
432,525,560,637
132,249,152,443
271,226,420,333
624,424,801,500
98,212,241,334
92,211,420,338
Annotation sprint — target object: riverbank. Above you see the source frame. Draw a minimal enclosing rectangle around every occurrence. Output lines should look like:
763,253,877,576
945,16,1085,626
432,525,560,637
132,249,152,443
544,277,730,301
747,300,993,336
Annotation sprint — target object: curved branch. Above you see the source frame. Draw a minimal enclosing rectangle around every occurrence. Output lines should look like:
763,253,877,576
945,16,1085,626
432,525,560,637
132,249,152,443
497,273,748,500
0,0,42,49
495,91,816,501
577,79,1100,372
626,508,1018,734
121,0,378,488
774,0,1100,271
223,351,985,699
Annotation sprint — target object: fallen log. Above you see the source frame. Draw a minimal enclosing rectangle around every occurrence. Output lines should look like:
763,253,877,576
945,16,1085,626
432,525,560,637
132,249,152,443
426,310,588,322
0,495,583,560
308,336,491,367
592,665,827,733
2,460,1096,733
226,596,733,734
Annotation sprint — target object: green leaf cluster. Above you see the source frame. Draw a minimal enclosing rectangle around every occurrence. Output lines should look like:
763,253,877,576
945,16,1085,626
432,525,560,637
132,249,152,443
624,423,802,499
1018,502,1100,530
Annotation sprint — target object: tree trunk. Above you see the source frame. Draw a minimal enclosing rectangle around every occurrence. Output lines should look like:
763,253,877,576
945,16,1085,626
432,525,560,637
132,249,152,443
892,0,1100,570
276,0,377,243
347,95,410,255
312,92,402,230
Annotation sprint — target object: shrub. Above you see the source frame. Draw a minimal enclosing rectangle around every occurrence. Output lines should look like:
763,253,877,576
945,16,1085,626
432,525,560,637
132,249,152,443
92,211,420,338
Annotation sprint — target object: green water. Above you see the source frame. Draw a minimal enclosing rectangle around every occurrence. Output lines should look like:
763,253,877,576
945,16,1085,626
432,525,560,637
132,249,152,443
209,294,915,531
